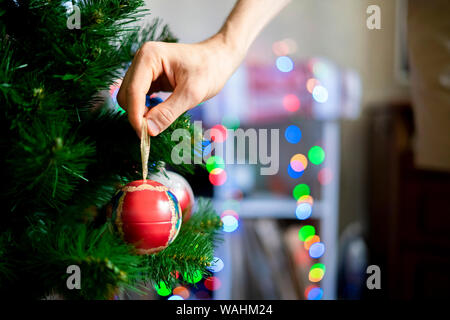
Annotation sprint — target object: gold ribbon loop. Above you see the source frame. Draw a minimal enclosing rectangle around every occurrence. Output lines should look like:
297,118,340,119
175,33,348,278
140,119,151,181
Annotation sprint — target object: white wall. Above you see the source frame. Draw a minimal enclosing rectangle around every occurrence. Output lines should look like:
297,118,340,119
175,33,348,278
144,0,409,105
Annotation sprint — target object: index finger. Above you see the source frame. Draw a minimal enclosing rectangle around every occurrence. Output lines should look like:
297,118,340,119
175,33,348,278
123,56,154,138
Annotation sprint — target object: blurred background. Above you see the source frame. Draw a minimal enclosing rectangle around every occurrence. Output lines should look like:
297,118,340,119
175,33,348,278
123,0,449,300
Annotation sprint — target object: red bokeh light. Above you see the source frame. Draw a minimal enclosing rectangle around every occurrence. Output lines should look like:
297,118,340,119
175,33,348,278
209,124,228,143
318,168,333,185
283,94,300,112
209,169,227,186
204,276,222,291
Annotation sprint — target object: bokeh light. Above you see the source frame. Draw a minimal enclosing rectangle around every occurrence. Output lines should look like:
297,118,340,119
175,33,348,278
292,183,310,200
309,263,326,282
298,225,316,241
309,242,325,259
173,286,190,299
306,78,321,94
283,94,300,112
222,215,239,233
304,235,320,250
287,163,304,179
296,202,312,220
204,276,221,291
309,269,325,283
209,124,228,143
209,168,227,186
168,295,184,300
272,41,290,56
284,125,302,144
312,85,329,103
206,156,225,173
221,209,239,220
272,39,297,56
290,154,308,172
307,287,323,300
308,146,325,165
311,262,326,272
318,168,333,185
283,38,298,54
298,195,314,206
222,115,240,130
290,160,305,172
155,281,172,296
305,285,318,299
202,140,212,158
207,257,224,273
276,56,294,73
184,270,203,284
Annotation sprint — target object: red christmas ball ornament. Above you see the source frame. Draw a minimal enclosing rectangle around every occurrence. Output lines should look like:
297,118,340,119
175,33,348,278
113,180,182,254
150,171,195,221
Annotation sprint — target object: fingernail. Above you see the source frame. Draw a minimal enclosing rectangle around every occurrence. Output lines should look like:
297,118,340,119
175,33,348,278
147,119,160,136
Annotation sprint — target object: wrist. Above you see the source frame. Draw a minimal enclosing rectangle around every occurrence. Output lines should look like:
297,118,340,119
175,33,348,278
204,29,247,69
216,27,247,57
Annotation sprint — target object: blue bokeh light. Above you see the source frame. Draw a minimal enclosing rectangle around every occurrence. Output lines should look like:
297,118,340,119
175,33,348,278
312,85,329,103
296,203,312,220
284,125,302,144
309,242,325,259
202,140,212,157
222,215,239,233
207,257,225,273
307,287,323,300
276,56,294,73
193,140,212,158
288,164,304,179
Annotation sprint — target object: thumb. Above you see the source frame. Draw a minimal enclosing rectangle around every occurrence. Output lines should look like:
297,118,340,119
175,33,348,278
145,87,194,136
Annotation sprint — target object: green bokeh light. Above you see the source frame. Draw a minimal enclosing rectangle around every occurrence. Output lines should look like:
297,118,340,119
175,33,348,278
308,146,325,165
206,156,225,173
155,281,172,296
309,267,325,282
310,263,326,272
222,115,240,130
298,225,316,241
184,270,203,284
293,184,310,200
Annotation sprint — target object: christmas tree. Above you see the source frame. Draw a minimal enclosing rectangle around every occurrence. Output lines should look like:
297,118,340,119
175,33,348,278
0,0,221,299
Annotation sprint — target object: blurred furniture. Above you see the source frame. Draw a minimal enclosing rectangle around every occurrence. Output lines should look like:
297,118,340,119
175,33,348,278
367,103,450,299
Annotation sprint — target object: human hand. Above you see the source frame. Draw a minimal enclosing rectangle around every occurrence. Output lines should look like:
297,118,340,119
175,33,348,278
117,35,244,137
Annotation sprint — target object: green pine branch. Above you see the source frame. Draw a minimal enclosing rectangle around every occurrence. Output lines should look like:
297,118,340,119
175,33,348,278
0,0,220,300
0,199,221,300
138,199,223,290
